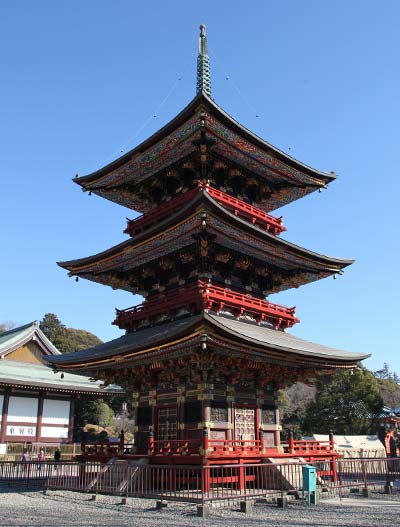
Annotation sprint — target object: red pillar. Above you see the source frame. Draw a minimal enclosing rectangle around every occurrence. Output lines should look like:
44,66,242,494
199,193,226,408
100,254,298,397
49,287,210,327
68,397,75,444
0,390,10,443
148,430,154,455
202,426,209,455
329,430,338,482
288,429,295,454
36,392,44,443
202,428,210,493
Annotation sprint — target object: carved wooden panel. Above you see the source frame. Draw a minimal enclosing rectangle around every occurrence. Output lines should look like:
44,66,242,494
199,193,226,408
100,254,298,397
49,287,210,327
261,407,276,425
157,407,177,441
210,402,228,423
210,430,226,440
234,407,255,440
263,432,276,448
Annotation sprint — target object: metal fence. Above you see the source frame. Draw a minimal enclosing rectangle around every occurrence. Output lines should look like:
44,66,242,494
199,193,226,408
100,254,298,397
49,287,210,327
0,443,80,462
0,462,77,488
1,458,399,504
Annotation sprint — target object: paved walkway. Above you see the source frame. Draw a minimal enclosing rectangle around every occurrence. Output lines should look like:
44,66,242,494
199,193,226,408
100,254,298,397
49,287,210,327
1,489,400,526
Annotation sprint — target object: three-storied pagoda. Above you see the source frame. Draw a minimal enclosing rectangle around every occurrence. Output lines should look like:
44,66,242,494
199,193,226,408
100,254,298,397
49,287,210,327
48,26,368,463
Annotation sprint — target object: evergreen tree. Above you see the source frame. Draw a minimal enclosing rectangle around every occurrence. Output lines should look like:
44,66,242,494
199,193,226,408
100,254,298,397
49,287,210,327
39,313,118,439
303,368,383,435
39,313,102,353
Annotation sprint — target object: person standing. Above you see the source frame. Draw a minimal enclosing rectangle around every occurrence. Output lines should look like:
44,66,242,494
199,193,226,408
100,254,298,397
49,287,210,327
21,449,31,474
21,449,31,463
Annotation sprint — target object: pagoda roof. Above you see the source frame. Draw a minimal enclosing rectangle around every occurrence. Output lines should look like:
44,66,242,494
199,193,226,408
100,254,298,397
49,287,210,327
74,92,336,213
46,312,369,373
58,189,352,294
0,321,60,358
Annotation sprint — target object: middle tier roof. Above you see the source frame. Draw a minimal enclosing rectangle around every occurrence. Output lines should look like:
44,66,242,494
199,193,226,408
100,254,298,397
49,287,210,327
58,188,353,297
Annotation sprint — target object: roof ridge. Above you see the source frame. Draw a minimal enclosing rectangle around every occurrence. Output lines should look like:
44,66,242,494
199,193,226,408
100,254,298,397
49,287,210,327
0,321,37,337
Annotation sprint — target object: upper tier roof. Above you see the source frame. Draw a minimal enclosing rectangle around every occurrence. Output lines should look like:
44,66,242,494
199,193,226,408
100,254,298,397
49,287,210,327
57,189,352,295
45,312,369,373
74,92,336,213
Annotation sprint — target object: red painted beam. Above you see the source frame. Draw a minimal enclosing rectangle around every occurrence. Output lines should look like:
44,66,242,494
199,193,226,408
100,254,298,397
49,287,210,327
114,281,299,331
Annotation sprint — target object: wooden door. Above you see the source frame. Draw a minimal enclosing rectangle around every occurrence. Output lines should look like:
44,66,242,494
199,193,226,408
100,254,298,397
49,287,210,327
156,406,178,441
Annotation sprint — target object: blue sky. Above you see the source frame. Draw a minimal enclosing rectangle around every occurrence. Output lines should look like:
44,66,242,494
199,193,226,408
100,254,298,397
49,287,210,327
1,1,399,372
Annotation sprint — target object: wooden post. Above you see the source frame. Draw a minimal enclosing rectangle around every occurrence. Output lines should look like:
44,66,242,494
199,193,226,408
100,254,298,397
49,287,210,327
288,429,294,454
202,463,210,494
148,430,154,455
329,430,338,482
68,397,75,444
0,390,10,443
202,426,209,455
238,460,245,491
36,392,44,442
329,430,335,451
259,428,265,454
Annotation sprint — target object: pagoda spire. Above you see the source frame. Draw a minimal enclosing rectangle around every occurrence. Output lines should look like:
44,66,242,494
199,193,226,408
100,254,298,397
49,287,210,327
196,24,212,97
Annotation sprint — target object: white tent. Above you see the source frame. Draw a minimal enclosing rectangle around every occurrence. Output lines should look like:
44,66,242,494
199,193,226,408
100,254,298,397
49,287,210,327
312,434,386,458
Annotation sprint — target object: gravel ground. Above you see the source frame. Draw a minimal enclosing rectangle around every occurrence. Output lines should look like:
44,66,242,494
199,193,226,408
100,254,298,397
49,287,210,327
1,488,400,527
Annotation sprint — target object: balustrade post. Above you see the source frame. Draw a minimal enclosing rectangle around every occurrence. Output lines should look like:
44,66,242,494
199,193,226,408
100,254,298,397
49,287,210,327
288,429,294,454
329,430,335,451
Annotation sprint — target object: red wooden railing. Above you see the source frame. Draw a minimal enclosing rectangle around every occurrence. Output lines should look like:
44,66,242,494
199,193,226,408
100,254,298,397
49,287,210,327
208,440,262,456
114,281,299,331
284,440,335,455
124,187,199,236
201,183,285,234
150,440,202,456
124,182,285,236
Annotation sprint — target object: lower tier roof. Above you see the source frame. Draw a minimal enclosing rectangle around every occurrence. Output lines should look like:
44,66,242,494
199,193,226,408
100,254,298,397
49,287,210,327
0,359,122,395
46,313,369,373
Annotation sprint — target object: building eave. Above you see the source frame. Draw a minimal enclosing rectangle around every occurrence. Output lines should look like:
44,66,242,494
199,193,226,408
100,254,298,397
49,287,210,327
58,190,352,278
74,92,334,191
45,313,368,373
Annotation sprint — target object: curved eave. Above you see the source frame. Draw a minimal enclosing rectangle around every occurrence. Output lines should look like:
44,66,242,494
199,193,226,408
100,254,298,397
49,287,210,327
0,380,119,396
58,189,352,276
74,92,334,189
46,315,204,368
205,314,369,364
203,192,353,271
45,312,368,372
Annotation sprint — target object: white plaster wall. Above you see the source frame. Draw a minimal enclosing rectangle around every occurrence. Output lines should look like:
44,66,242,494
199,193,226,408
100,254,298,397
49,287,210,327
0,394,4,423
42,399,70,425
40,426,68,439
8,396,38,423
